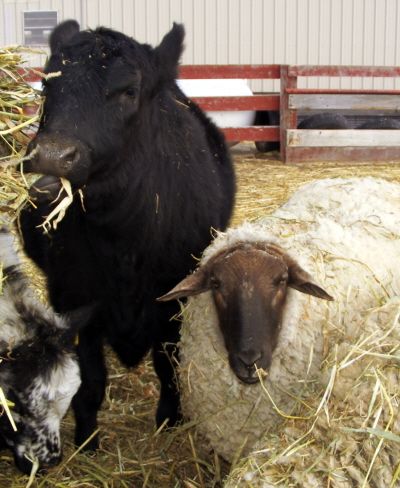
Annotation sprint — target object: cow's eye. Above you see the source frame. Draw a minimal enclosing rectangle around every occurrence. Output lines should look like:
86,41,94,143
124,88,136,98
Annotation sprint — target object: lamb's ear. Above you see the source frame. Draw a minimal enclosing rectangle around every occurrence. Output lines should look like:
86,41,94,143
49,20,80,54
157,268,209,302
154,23,185,81
286,258,333,301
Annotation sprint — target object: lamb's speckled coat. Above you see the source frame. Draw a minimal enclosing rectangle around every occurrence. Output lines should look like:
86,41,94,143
178,178,400,471
0,228,81,473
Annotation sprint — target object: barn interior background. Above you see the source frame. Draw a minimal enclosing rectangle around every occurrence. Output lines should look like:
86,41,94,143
0,0,400,487
1,0,400,91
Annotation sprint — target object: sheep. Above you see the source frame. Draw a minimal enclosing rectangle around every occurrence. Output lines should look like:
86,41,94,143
0,226,85,474
158,177,400,486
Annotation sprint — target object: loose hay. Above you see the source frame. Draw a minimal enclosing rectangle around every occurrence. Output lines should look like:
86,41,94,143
38,178,76,232
0,46,42,160
0,46,42,222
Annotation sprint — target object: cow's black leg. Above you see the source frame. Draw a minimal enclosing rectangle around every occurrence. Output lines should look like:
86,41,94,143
72,327,106,450
152,302,182,428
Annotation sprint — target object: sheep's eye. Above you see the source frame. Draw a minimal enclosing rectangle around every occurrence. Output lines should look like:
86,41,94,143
275,273,288,286
210,276,221,290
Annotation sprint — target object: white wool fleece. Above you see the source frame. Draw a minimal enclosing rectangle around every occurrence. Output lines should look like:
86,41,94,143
178,177,400,463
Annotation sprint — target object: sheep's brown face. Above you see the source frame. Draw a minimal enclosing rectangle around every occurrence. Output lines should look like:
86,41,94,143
208,248,289,383
158,241,333,384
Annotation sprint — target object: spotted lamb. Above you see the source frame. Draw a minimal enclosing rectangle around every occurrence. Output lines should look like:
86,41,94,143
0,227,84,474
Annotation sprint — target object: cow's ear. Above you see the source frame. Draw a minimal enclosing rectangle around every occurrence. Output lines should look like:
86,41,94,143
154,23,185,80
49,20,80,54
157,268,210,302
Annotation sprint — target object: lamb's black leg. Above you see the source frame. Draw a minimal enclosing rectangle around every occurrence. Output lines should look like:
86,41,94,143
72,327,106,450
152,301,182,428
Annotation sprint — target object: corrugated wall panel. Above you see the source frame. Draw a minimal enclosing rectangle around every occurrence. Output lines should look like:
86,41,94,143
216,0,229,64
145,0,160,47
0,3,4,46
193,0,205,64
181,0,194,62
110,0,123,32
250,0,263,92
2,0,400,90
121,0,133,36
204,0,217,64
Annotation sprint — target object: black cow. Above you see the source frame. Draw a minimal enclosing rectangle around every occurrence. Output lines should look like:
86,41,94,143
357,117,400,129
297,112,349,129
19,20,235,450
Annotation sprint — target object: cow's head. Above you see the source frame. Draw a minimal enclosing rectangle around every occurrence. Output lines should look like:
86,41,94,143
24,20,185,188
158,242,333,384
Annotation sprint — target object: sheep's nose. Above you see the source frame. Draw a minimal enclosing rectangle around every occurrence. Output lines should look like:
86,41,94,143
237,350,263,369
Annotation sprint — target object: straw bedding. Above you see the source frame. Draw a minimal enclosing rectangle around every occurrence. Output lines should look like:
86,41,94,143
1,48,400,486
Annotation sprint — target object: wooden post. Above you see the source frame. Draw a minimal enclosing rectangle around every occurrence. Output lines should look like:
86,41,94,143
280,65,298,163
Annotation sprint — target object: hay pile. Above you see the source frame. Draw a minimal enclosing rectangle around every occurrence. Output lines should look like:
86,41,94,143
0,47,41,221
0,46,41,158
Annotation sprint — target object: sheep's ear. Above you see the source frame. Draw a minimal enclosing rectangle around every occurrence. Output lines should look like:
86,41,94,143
157,269,209,302
287,261,333,301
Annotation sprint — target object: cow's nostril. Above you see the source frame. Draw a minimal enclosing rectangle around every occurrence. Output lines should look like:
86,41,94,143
59,159,73,171
59,146,77,161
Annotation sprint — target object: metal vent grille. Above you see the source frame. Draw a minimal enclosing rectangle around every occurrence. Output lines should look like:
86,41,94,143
23,11,58,46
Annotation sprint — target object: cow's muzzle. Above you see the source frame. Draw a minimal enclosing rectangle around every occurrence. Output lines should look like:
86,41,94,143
23,134,91,187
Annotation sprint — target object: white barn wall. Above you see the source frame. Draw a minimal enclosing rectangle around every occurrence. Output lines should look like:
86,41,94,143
1,0,400,90
3,0,82,66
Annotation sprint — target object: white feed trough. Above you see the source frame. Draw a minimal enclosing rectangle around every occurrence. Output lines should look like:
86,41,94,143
177,79,255,128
